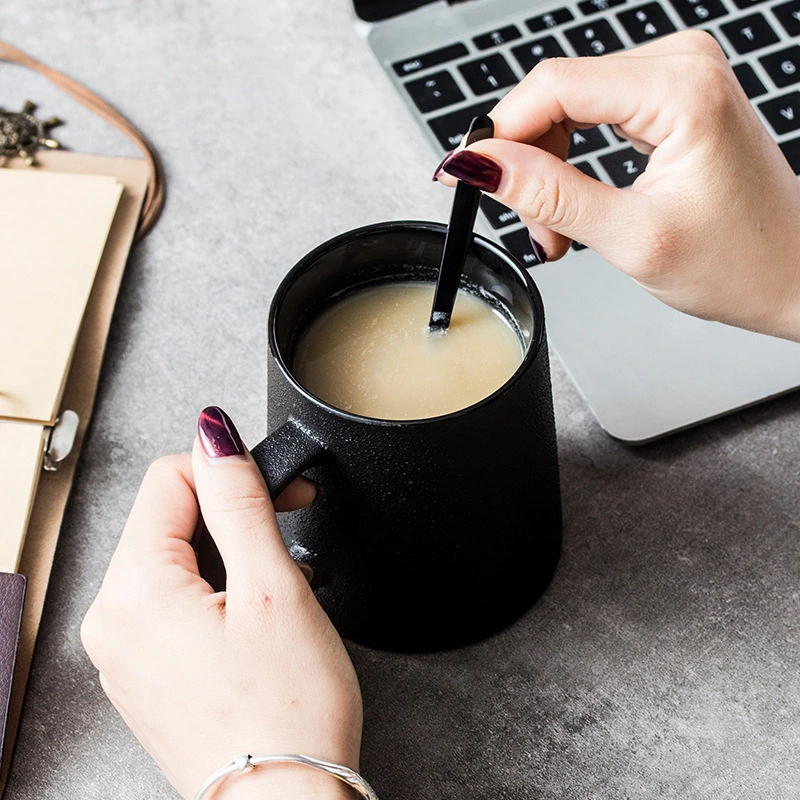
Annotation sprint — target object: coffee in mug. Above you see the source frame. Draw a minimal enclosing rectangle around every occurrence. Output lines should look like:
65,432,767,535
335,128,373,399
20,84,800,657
292,281,524,420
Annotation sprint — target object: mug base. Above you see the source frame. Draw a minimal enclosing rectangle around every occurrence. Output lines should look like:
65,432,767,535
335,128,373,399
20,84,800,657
322,535,562,653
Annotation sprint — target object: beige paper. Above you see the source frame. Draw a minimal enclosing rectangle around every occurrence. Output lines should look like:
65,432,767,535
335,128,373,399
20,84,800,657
0,421,46,574
0,170,123,425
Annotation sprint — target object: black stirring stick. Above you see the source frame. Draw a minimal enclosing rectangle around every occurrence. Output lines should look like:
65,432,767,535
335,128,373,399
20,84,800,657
428,114,495,332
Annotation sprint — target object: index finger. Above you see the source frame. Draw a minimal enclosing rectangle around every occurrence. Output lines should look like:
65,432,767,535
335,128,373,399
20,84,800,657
108,454,206,586
491,30,725,145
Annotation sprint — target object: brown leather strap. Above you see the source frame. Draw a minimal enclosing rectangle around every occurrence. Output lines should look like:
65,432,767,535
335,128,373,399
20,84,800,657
0,39,165,241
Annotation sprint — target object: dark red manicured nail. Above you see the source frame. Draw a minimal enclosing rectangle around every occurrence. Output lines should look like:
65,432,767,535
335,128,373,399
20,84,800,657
440,150,502,193
198,406,245,459
529,235,547,264
431,150,454,181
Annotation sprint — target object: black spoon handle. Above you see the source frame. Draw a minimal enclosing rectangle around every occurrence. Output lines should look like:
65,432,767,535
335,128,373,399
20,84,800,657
429,114,495,332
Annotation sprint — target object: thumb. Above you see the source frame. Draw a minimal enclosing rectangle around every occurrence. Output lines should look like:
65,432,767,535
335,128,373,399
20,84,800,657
440,139,649,263
193,406,297,594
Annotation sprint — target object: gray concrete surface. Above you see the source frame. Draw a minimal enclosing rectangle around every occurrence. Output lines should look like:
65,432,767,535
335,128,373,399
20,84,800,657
1,2,799,798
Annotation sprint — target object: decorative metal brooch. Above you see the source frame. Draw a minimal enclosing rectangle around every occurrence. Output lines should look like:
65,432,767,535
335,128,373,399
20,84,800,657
0,100,62,166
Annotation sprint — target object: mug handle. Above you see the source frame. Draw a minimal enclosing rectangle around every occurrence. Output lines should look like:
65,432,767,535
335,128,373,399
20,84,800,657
249,419,327,498
196,419,327,590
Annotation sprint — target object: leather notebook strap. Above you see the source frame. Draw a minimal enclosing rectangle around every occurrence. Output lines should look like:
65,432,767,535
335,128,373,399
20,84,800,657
0,38,165,241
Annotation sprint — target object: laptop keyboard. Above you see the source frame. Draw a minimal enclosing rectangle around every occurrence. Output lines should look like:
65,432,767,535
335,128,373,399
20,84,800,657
389,0,800,267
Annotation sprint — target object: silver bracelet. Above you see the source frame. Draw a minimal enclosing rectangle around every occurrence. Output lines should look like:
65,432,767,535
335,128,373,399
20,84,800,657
192,753,380,800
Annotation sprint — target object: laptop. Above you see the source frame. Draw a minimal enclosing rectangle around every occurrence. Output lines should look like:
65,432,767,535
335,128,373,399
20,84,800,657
351,0,800,442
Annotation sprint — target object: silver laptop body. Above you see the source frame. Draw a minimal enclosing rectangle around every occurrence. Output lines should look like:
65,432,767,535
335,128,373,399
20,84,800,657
352,0,800,442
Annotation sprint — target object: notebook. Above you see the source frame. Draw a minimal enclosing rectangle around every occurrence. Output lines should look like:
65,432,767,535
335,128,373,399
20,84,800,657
351,0,800,442
0,151,149,793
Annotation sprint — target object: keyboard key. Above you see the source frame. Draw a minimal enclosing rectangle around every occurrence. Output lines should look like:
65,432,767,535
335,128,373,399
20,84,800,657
731,0,770,7
579,0,627,14
573,161,601,180
733,62,768,97
565,20,625,55
481,196,521,229
458,54,518,95
404,71,465,113
392,43,469,77
668,0,728,26
779,135,800,173
500,228,543,267
526,7,574,31
759,45,800,88
568,126,609,157
720,13,779,54
474,25,522,49
758,90,800,134
617,2,677,41
512,36,568,72
428,100,498,149
772,0,800,36
599,147,650,186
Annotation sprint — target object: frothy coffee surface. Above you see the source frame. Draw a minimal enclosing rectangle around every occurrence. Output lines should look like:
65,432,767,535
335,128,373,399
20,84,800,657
293,281,524,420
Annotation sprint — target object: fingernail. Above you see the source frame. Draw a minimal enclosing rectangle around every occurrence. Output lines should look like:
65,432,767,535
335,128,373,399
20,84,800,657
198,406,245,459
529,235,547,264
431,150,454,181
441,150,502,193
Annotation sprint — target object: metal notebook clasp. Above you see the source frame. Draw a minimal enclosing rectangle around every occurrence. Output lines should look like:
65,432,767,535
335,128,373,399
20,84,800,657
43,410,79,472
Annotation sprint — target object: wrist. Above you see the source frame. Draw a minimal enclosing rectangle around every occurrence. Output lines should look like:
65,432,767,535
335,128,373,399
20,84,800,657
776,259,800,343
737,229,800,342
764,198,800,343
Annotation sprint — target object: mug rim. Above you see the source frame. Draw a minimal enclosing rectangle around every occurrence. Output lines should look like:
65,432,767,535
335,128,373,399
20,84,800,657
268,220,546,427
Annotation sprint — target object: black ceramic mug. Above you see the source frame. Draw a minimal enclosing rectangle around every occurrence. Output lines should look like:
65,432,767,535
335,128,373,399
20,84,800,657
199,221,561,652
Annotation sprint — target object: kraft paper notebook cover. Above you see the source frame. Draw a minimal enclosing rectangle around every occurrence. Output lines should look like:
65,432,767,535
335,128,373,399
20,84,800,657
0,150,149,793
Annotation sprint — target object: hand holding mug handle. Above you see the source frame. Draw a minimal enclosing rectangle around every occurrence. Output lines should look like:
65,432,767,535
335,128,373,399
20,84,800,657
82,406,360,800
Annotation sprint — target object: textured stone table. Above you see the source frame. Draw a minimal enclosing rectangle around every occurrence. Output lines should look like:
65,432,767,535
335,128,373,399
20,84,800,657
1,2,799,798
